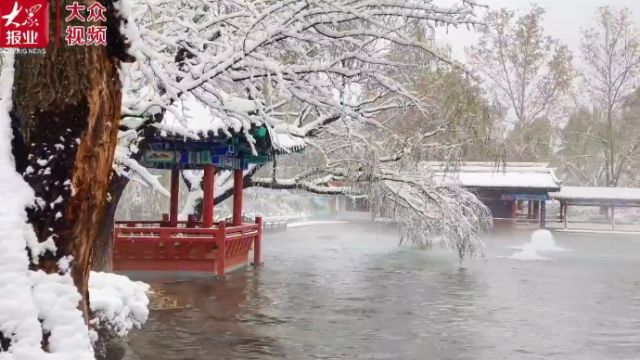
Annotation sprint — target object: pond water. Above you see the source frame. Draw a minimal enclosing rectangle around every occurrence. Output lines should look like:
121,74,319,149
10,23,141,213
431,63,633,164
128,221,640,360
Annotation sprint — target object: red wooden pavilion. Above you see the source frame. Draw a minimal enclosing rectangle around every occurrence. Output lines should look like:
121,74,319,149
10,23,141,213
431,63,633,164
112,128,274,276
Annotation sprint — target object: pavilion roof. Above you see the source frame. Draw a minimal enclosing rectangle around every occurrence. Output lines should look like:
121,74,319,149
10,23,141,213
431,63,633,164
125,95,305,170
425,162,562,191
148,94,305,154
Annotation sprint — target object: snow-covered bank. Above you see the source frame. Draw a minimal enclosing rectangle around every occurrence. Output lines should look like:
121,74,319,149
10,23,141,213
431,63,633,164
0,53,150,360
0,52,88,360
288,221,349,228
89,272,150,337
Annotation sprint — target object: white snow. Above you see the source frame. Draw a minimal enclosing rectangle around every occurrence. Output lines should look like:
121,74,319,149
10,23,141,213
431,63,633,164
428,162,561,189
0,52,96,360
272,127,306,152
0,51,52,360
550,186,640,202
114,144,170,197
57,256,73,274
221,93,259,114
555,228,640,235
445,172,560,189
29,271,94,358
24,231,57,265
160,94,230,137
89,272,150,337
288,220,349,228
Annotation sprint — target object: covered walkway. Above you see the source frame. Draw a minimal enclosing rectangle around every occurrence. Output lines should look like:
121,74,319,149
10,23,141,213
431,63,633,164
550,186,640,231
428,162,562,228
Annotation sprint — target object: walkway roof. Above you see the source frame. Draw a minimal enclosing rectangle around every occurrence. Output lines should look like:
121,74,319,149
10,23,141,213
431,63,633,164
426,162,562,192
550,186,640,207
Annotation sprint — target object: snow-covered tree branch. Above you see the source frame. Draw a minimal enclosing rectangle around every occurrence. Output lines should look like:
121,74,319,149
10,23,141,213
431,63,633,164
114,0,491,260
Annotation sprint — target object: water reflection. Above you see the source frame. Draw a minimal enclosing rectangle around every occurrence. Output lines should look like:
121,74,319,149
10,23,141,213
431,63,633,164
130,272,286,359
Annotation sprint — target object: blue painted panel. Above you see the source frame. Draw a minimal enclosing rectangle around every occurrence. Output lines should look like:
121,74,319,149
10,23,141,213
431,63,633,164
501,193,549,201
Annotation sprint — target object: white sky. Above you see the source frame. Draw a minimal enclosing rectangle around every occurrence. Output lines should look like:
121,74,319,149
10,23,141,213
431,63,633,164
437,0,640,63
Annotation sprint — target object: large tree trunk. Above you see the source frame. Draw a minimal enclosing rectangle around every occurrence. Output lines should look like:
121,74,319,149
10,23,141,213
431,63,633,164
92,174,130,272
91,127,154,271
10,0,129,322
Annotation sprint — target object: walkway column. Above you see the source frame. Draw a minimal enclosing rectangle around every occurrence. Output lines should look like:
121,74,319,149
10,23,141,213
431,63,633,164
169,167,180,227
527,201,532,220
611,206,616,230
233,169,244,226
539,201,546,229
202,164,215,228
511,200,517,225
564,203,569,229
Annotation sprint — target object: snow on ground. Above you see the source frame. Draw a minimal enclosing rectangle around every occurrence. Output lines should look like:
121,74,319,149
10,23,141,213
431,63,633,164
0,51,80,360
288,221,349,228
29,271,94,359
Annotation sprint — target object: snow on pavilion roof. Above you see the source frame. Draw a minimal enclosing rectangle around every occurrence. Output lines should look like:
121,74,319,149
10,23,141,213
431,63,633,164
148,94,305,153
425,162,562,191
550,186,640,203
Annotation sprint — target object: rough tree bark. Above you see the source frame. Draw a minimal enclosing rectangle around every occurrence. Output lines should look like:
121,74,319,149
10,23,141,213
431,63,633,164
10,0,130,322
92,174,129,272
92,125,155,271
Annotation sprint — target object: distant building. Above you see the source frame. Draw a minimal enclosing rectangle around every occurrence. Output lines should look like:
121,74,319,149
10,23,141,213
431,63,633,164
426,162,562,227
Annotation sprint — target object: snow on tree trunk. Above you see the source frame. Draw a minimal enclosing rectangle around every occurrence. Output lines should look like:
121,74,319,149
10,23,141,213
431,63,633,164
11,1,124,324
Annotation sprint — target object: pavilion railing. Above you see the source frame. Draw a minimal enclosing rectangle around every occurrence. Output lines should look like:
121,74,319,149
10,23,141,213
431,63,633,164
113,217,262,275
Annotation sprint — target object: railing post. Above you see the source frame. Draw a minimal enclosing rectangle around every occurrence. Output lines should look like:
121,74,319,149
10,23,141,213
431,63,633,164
203,164,215,228
254,217,263,267
169,167,180,227
216,221,226,277
233,169,244,226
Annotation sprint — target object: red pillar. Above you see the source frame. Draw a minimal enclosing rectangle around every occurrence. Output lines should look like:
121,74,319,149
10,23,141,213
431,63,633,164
254,217,263,266
202,165,215,228
233,169,244,226
169,167,180,227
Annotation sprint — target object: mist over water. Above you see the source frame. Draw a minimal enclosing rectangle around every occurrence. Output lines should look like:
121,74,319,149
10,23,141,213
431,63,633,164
506,244,551,261
129,222,640,360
